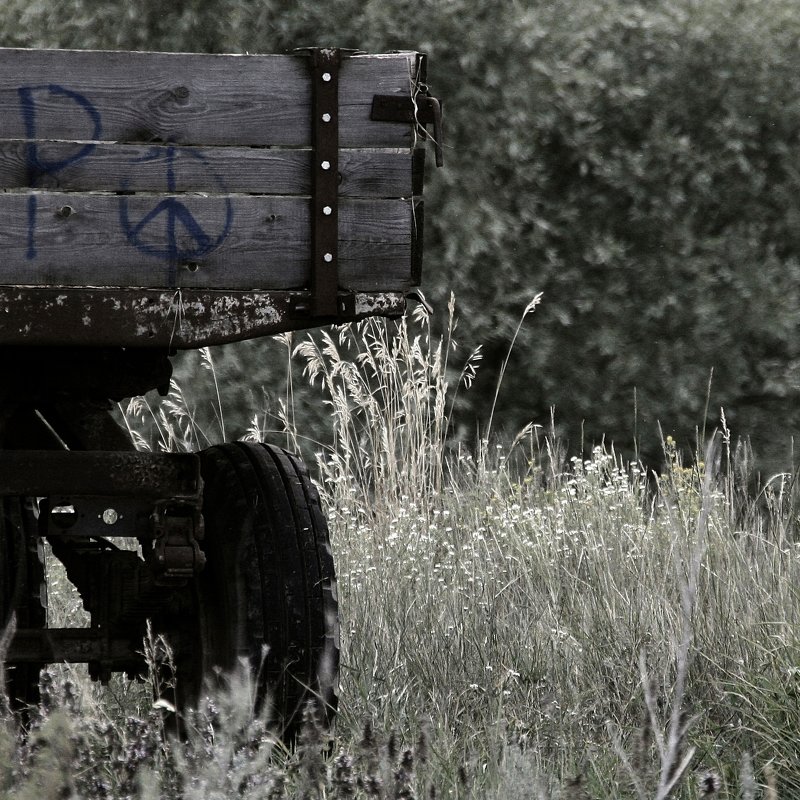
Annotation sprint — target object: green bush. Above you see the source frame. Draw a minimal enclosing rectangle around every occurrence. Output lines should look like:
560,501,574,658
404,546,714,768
409,0,800,469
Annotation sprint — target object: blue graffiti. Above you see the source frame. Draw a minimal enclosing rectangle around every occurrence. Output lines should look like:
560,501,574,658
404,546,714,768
18,85,102,259
17,87,234,282
119,146,233,287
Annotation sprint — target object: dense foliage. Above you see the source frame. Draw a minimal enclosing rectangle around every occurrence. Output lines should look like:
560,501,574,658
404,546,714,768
4,0,800,468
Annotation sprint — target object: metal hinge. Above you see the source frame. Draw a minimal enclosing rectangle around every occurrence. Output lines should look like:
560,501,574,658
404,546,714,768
150,499,205,584
371,92,444,167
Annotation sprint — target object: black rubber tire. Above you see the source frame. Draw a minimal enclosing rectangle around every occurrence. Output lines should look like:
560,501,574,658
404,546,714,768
179,442,339,738
0,498,46,709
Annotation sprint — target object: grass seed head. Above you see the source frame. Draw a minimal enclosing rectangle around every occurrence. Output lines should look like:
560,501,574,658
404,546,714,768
393,748,416,799
416,725,428,766
696,768,722,795
331,751,356,797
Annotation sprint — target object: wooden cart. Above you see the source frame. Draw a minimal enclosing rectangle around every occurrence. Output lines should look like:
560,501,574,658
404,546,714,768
0,45,441,735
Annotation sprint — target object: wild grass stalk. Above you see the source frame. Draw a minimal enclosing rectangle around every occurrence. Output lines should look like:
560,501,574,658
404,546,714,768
291,298,478,514
483,292,542,451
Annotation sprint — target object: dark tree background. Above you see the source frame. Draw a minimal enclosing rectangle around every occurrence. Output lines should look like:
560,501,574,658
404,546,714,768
4,0,800,471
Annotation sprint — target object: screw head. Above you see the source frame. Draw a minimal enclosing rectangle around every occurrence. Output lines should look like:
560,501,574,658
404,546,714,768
322,72,332,82
322,112,332,122
323,206,333,215
323,253,333,263
321,160,331,170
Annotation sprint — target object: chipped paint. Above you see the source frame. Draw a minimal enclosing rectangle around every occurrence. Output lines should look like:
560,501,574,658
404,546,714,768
0,287,407,347
354,292,405,315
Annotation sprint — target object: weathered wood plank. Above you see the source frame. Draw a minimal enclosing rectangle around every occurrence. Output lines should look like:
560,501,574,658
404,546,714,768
0,140,415,197
0,287,407,348
0,192,415,291
0,48,422,147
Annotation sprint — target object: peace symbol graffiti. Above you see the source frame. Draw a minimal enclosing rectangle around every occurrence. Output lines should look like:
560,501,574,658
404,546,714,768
118,146,233,286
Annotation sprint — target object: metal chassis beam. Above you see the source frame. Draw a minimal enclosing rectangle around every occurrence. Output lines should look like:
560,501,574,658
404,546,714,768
0,450,201,500
7,628,139,665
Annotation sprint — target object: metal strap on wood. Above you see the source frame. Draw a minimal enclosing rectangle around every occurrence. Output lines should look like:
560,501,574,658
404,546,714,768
307,48,342,317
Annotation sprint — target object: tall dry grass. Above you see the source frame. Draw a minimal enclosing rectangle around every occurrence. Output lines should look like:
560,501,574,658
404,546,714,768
2,298,797,797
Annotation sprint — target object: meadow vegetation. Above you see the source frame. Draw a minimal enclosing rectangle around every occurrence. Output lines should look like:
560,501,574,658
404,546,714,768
1,303,799,797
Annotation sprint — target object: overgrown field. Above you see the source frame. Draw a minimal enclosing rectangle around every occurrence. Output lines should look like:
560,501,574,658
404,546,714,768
2,306,800,798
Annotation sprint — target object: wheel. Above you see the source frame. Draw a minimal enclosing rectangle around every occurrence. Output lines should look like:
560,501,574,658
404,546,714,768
0,497,46,710
177,442,339,738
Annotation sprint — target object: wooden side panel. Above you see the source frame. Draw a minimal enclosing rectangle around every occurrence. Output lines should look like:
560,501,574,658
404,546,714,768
0,48,422,147
0,193,415,291
0,47,430,346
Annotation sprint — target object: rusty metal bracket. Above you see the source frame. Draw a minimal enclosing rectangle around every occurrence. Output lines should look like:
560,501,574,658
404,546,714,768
0,450,206,585
371,92,444,167
306,47,342,317
150,499,205,584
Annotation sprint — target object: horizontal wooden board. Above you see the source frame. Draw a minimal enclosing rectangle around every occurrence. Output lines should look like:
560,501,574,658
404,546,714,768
0,48,424,148
0,287,407,348
0,140,417,197
0,191,417,291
